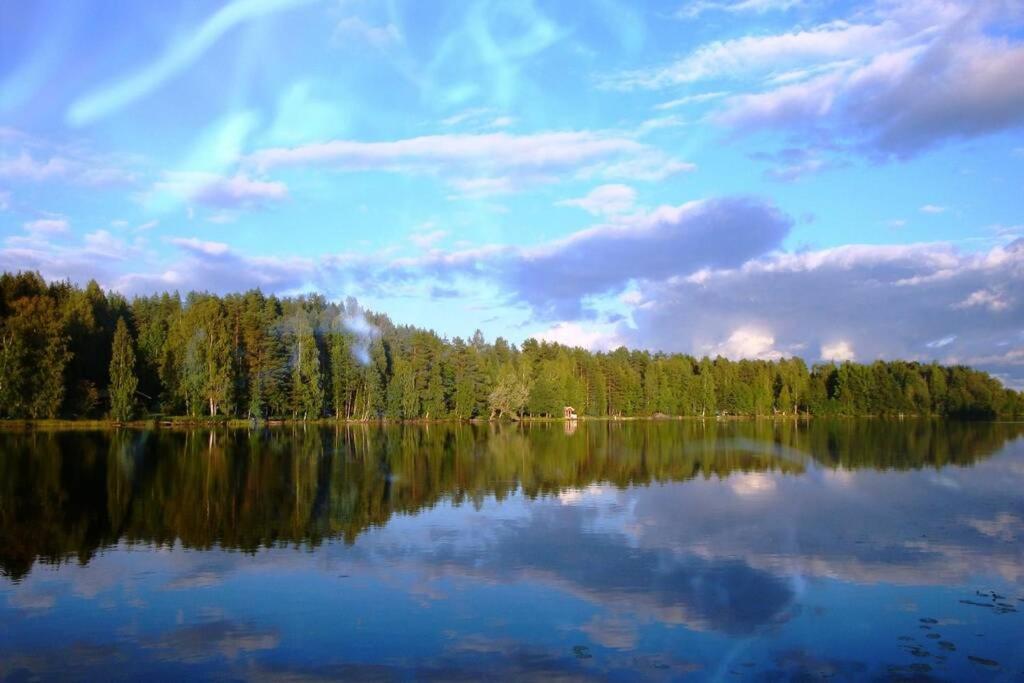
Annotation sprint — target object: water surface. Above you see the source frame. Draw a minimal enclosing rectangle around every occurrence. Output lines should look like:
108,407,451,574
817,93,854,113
2,420,1023,680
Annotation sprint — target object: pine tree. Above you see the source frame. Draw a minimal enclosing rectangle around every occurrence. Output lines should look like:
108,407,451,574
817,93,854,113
423,355,445,418
109,318,138,421
451,341,477,419
329,330,356,418
364,337,388,418
292,315,323,420
697,358,716,417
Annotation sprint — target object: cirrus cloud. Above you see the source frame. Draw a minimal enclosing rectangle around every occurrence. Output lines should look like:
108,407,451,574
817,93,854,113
246,131,692,193
153,172,288,209
556,184,637,216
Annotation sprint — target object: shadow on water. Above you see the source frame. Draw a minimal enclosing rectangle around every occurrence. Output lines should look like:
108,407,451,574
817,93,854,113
1,419,1021,581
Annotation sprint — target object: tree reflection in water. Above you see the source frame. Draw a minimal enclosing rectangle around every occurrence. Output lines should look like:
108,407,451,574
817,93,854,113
1,419,1021,581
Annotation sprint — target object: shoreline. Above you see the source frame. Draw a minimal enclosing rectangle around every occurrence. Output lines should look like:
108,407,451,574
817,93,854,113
0,413,987,432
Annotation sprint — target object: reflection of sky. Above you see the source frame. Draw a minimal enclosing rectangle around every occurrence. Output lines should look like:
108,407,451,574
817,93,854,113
3,444,1023,680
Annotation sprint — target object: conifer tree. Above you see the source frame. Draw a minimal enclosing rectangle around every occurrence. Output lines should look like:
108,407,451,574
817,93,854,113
292,315,323,420
109,318,138,422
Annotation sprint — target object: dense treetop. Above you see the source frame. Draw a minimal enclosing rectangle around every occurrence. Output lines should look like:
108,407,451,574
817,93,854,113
1,271,1021,420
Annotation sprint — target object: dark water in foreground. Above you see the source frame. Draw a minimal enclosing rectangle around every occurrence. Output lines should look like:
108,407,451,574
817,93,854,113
1,420,1023,681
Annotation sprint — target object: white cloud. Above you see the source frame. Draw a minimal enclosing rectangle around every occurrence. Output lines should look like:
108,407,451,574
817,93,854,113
920,204,947,214
610,2,1024,159
557,184,637,216
531,321,624,351
23,218,69,235
710,327,784,360
0,152,71,181
955,289,1009,312
83,230,134,259
0,150,134,187
636,115,688,135
926,335,956,349
619,290,646,308
247,131,692,191
627,238,1024,384
154,172,288,208
250,132,640,171
755,146,835,182
606,17,903,89
677,0,804,20
654,91,728,110
442,109,487,127
821,340,855,362
170,237,231,257
711,4,1024,158
109,238,319,296
409,226,449,249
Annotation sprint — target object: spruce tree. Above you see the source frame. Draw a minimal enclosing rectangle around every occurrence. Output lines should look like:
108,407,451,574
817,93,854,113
109,317,138,421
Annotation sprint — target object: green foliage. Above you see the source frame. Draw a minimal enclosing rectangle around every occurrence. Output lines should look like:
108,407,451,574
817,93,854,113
1,271,1022,421
329,327,358,418
0,294,70,418
108,318,138,421
489,362,531,419
292,313,323,419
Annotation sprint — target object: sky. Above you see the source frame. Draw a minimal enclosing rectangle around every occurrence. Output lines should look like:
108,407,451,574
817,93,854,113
1,0,1023,385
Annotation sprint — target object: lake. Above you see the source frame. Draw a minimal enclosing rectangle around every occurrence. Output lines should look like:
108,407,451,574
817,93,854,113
1,420,1023,681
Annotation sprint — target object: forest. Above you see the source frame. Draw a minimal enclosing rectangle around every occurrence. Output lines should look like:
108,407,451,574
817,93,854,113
1,270,1021,421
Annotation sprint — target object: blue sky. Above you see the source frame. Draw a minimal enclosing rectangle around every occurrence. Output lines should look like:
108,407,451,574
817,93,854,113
1,0,1023,384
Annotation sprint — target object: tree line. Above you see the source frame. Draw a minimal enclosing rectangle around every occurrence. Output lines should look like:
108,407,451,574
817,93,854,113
1,271,1021,421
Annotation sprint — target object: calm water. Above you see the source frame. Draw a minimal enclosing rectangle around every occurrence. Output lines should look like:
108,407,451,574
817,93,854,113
1,420,1023,681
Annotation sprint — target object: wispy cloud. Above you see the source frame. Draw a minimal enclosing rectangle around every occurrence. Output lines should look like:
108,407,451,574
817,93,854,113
409,224,449,249
67,0,318,125
153,172,288,209
248,131,692,192
557,184,637,216
676,0,805,20
0,150,135,186
654,91,728,111
605,16,902,89
23,217,69,235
